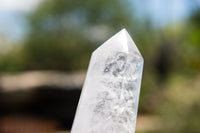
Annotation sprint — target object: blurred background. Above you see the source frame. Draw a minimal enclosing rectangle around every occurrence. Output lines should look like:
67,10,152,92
0,0,200,132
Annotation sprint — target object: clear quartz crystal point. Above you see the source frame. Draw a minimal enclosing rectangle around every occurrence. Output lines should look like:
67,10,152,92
71,28,144,133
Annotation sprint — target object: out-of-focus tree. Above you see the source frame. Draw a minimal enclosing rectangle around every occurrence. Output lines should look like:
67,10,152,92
0,34,25,72
23,0,137,71
184,10,200,73
157,7,200,133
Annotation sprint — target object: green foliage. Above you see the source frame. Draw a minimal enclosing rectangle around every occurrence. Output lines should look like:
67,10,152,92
184,11,200,73
158,75,200,132
0,46,25,72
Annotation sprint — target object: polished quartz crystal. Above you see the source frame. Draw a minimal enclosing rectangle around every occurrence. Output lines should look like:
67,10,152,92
71,29,144,133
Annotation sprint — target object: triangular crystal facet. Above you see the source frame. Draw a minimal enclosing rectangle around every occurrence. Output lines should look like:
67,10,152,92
71,28,144,133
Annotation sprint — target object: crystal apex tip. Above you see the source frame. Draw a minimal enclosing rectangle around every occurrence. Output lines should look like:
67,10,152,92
93,28,143,60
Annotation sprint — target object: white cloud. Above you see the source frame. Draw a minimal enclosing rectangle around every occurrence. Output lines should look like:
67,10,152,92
0,0,42,12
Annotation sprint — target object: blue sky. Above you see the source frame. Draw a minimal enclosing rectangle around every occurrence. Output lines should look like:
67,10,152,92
0,0,198,42
132,0,196,26
0,11,27,41
0,0,41,41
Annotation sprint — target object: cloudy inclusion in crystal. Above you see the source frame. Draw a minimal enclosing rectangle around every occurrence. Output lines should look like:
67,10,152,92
71,29,143,133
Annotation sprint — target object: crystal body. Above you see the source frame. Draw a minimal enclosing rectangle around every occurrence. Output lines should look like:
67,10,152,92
71,29,143,133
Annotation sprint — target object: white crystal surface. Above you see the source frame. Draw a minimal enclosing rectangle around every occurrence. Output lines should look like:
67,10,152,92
71,29,143,133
